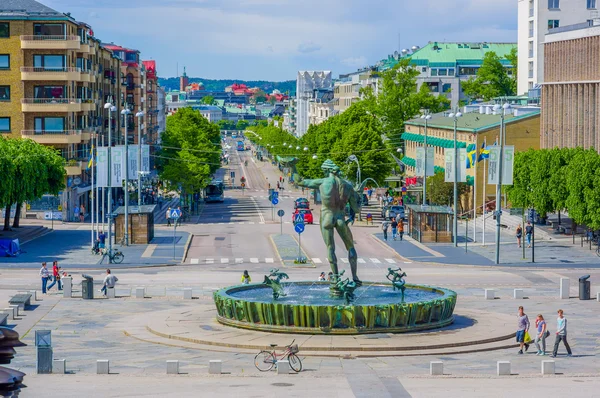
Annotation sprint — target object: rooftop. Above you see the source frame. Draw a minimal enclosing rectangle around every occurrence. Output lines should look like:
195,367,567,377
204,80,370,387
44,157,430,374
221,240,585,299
405,108,540,133
0,0,68,19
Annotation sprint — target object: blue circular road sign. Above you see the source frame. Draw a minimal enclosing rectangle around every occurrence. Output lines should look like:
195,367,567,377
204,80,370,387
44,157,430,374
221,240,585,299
272,198,279,205
295,223,305,234
277,209,285,217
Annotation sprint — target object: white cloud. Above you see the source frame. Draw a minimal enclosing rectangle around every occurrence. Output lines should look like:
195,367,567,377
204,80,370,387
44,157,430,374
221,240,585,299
297,41,322,54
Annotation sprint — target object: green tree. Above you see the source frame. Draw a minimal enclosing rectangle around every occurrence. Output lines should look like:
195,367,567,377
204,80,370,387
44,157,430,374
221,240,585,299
507,149,536,210
236,120,249,131
505,47,518,95
157,107,221,195
461,51,516,101
565,148,600,229
425,171,470,211
201,95,215,105
217,119,236,130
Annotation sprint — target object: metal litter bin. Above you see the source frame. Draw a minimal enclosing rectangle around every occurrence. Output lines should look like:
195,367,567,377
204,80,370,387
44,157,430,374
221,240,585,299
579,275,591,300
82,274,94,300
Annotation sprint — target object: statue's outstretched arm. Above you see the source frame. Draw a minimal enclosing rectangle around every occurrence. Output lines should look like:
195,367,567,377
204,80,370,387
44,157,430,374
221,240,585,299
295,175,324,189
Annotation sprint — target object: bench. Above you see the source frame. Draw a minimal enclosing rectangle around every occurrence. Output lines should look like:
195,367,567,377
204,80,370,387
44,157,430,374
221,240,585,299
8,293,32,311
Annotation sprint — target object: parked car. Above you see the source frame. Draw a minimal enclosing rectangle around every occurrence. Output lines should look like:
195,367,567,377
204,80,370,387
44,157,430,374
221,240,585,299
292,208,314,224
294,198,310,210
385,205,405,220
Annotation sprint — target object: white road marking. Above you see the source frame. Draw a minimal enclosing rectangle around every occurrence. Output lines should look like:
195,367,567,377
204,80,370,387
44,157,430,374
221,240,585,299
341,258,349,263
403,261,413,264
250,196,266,224
190,258,199,264
358,258,366,264
370,258,381,264
385,258,397,264
312,258,322,264
259,222,265,225
248,222,255,225
221,258,229,264
265,258,274,263
235,258,243,264
206,258,214,264
250,258,259,263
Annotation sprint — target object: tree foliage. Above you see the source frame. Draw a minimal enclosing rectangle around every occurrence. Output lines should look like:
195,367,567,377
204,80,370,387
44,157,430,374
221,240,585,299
201,95,215,105
157,107,221,194
461,51,517,101
236,120,250,131
425,171,469,211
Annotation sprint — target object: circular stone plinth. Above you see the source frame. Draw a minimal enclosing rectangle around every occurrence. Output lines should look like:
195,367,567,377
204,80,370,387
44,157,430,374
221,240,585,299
213,282,456,334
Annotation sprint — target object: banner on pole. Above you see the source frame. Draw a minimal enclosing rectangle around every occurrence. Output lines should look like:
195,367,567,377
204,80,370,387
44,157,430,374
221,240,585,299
96,147,108,187
487,145,514,185
111,146,124,187
444,148,467,183
127,146,138,181
141,145,150,172
416,147,435,177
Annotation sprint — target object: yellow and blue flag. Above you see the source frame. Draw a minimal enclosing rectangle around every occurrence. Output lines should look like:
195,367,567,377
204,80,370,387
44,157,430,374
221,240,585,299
87,145,94,169
466,144,477,169
478,139,495,162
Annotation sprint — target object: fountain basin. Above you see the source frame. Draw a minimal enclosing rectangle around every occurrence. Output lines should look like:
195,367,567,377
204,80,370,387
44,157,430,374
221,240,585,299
213,282,457,334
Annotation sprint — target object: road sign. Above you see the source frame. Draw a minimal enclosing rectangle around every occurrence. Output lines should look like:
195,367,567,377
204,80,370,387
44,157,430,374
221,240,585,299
272,191,279,199
294,223,305,234
277,209,285,217
230,171,235,179
170,209,182,219
401,186,407,192
241,182,246,188
272,198,279,205
294,213,304,224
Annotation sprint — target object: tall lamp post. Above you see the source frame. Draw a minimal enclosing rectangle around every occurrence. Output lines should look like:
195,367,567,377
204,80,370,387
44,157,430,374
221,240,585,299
347,154,361,187
493,103,510,264
135,110,145,207
104,102,116,263
420,113,432,205
448,110,462,247
121,108,131,246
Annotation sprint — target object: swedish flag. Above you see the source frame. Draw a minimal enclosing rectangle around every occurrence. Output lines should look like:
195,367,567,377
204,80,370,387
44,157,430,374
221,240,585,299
466,144,477,169
478,139,493,162
87,145,94,169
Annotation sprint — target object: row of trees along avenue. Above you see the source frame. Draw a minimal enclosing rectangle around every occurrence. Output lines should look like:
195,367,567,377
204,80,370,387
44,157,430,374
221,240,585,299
507,147,600,230
0,138,65,231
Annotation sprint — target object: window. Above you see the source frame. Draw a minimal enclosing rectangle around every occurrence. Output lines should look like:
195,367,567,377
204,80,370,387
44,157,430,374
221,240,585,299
0,55,9,69
34,85,66,99
0,86,9,100
548,19,560,29
0,23,8,38
529,21,534,38
448,68,455,76
421,67,427,72
529,41,534,58
34,117,65,132
458,67,478,76
438,69,448,76
548,0,559,9
0,117,10,133
34,55,65,69
588,0,596,8
431,69,438,76
33,23,64,36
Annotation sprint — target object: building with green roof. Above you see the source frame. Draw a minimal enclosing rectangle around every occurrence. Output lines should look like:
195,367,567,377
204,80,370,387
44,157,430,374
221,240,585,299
376,41,516,108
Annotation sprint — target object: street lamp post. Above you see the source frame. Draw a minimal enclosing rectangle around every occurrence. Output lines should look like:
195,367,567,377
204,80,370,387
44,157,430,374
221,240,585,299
448,110,462,247
494,103,510,264
104,102,116,263
121,108,131,246
135,110,145,207
420,113,432,205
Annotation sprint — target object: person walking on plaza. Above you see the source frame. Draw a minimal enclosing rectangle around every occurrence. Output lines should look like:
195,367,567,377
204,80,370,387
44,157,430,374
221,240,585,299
100,269,118,296
47,261,62,292
74,205,80,223
98,230,106,250
381,219,390,241
525,222,533,248
318,272,326,281
39,262,50,294
397,219,404,241
80,204,85,223
166,207,171,226
241,270,251,284
391,217,398,241
516,224,523,248
552,309,573,358
535,314,549,355
516,306,530,354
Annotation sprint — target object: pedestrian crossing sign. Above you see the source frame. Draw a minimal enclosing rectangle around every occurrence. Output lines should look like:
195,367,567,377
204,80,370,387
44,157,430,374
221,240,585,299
170,209,182,219
294,213,304,224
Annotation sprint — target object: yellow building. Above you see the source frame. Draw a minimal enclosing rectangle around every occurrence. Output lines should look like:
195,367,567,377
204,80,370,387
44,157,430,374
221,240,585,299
0,0,122,220
402,107,540,210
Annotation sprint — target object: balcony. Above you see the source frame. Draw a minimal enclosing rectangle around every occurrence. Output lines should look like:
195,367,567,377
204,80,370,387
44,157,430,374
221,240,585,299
80,71,90,82
21,130,82,145
20,35,80,50
78,43,90,53
81,101,96,112
21,98,82,112
20,66,81,81
64,160,84,176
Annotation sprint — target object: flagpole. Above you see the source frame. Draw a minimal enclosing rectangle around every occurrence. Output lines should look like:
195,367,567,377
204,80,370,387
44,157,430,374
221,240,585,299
482,157,487,246
91,136,95,249
101,134,105,238
473,138,477,243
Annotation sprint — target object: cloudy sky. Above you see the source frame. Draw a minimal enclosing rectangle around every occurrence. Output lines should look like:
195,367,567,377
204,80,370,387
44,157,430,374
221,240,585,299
43,0,517,81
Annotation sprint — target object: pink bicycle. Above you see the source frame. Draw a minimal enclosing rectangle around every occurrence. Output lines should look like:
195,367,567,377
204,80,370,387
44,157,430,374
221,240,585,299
254,340,302,372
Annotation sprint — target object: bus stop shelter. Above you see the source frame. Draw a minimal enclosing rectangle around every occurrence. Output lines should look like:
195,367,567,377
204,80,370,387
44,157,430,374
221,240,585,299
112,205,156,244
406,204,454,243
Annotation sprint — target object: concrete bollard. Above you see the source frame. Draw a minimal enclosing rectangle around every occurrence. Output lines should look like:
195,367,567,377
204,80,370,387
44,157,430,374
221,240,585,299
560,278,570,299
9,305,19,317
183,288,193,300
513,289,524,299
430,361,443,375
53,359,66,374
277,360,290,375
497,361,511,376
62,277,72,298
209,360,222,375
106,288,116,299
485,289,495,300
135,287,145,299
97,360,110,374
29,290,38,301
166,360,179,375
3,308,14,321
541,360,555,375
0,313,7,326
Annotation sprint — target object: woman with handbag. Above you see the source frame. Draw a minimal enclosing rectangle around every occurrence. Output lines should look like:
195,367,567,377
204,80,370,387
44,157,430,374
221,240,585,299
535,314,549,355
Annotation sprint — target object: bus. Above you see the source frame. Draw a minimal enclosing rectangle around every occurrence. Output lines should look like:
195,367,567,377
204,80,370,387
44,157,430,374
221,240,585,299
236,140,244,151
204,181,224,203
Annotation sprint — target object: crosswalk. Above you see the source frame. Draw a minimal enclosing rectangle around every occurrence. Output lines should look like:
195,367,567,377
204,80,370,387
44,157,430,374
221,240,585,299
188,257,411,265
196,221,314,225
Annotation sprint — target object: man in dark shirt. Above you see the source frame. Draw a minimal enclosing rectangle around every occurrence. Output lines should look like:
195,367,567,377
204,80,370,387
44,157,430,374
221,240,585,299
525,222,534,248
98,231,106,249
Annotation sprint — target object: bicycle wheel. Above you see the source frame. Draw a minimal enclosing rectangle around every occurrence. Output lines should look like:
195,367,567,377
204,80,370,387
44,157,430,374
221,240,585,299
113,252,124,264
288,353,302,373
254,351,275,372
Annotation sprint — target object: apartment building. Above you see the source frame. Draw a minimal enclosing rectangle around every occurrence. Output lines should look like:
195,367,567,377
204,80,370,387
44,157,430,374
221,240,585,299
334,68,378,114
296,71,332,136
517,0,598,95
542,21,600,150
0,0,122,219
